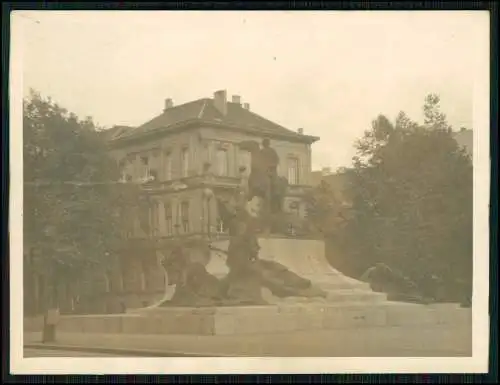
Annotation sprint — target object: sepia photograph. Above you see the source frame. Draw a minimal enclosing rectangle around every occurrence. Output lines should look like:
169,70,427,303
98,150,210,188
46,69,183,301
9,10,490,374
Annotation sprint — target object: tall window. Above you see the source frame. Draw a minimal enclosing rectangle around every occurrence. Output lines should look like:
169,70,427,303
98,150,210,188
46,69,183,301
216,217,227,234
289,200,300,217
238,149,251,174
216,148,229,176
151,201,160,236
288,157,299,185
123,154,135,181
164,151,172,181
164,203,173,236
104,272,111,293
140,156,149,179
118,159,128,182
149,152,159,181
181,148,189,178
140,261,147,291
180,201,190,233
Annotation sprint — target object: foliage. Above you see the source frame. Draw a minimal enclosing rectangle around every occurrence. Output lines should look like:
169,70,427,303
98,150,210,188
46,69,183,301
23,90,141,306
308,94,473,299
304,180,350,238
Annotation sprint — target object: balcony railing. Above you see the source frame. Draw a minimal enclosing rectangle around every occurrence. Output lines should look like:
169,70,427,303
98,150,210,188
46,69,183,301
139,173,313,196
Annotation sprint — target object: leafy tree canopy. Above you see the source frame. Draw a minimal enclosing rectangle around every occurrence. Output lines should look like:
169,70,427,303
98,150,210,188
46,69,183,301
23,90,141,286
307,94,472,298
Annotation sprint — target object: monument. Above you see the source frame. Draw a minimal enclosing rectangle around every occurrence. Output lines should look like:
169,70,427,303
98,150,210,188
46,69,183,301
136,138,387,309
41,140,470,337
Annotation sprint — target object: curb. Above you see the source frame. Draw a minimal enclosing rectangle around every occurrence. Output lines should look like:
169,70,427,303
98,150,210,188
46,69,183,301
24,343,235,357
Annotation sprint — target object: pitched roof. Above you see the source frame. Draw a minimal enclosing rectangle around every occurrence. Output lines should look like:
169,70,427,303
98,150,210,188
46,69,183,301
111,98,317,143
100,125,135,140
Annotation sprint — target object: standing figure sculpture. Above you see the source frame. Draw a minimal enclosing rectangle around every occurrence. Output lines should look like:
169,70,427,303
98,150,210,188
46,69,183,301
259,138,285,214
238,139,287,217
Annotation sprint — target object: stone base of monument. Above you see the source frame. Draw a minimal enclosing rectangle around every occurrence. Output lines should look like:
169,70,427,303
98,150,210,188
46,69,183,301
207,237,390,305
47,238,464,337
48,302,470,336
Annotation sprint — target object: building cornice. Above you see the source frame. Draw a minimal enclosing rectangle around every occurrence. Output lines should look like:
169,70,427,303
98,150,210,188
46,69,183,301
107,119,319,149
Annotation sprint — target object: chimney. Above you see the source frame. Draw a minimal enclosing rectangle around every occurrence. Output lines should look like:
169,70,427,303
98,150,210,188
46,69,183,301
213,90,227,115
243,103,250,110
297,128,304,134
232,95,241,105
164,98,174,112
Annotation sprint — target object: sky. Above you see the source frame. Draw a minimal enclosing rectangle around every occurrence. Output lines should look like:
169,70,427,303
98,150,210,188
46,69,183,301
16,11,488,170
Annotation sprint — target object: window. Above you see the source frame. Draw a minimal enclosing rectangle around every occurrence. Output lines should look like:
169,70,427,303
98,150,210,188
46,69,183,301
164,151,172,181
288,157,299,185
150,151,160,181
181,148,189,177
164,203,173,235
238,149,251,174
118,159,127,181
289,200,300,217
151,201,160,236
180,201,190,233
149,169,158,181
216,217,227,234
118,262,125,292
140,262,147,291
120,155,134,182
216,148,229,176
140,156,149,179
104,272,111,293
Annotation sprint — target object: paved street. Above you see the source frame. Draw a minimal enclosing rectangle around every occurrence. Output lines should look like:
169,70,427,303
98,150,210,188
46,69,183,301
24,348,121,357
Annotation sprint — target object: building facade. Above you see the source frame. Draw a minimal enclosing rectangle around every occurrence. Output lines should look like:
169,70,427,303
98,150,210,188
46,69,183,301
97,90,320,311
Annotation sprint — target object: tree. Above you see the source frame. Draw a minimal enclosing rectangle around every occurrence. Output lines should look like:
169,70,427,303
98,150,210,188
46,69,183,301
23,90,141,314
309,94,472,301
304,180,350,238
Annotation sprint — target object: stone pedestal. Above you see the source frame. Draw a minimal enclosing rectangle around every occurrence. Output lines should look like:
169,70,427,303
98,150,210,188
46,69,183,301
52,302,471,336
207,237,387,304
93,237,467,337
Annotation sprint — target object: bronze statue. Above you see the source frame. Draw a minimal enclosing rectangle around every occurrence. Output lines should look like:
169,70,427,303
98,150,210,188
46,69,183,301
238,139,286,215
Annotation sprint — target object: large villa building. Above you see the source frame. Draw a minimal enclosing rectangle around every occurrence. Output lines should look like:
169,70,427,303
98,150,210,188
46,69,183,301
107,90,319,237
92,90,321,311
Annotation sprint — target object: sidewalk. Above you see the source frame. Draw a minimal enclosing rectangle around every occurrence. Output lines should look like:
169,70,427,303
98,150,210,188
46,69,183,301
24,322,472,357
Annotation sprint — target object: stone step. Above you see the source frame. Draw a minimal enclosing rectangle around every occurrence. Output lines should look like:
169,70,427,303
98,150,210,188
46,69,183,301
325,290,387,303
52,302,471,336
313,280,371,291
263,288,387,305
